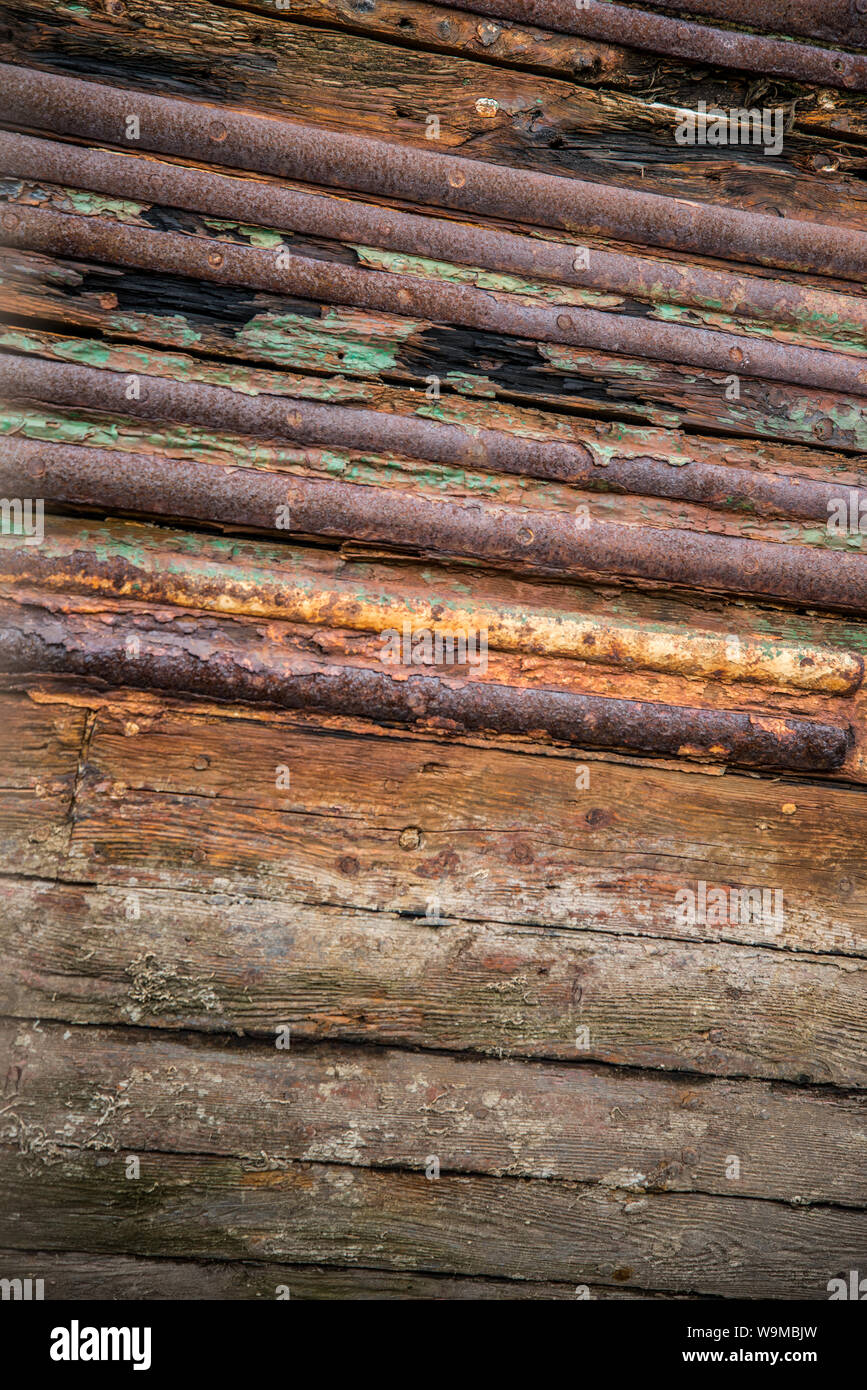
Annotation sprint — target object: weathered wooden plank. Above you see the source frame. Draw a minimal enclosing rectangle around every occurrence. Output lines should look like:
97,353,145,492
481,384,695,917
2,1022,862,1204
1,877,862,1083
5,0,865,225
1,679,864,953
0,1148,860,1297
60,700,867,955
4,248,863,451
0,1249,675,1299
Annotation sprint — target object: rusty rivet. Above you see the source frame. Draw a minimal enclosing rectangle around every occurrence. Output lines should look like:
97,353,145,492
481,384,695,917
208,250,224,267
517,527,534,545
556,313,573,330
396,287,412,306
399,826,423,850
0,210,19,231
729,347,744,364
286,409,302,428
475,97,499,118
208,121,228,142
447,169,466,189
338,854,360,876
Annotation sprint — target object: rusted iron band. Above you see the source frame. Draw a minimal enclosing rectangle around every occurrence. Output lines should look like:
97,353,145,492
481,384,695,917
4,438,867,613
634,0,864,47
3,206,865,399
1,65,864,278
3,517,861,695
4,133,866,348
0,603,850,772
441,1,867,89
0,352,853,523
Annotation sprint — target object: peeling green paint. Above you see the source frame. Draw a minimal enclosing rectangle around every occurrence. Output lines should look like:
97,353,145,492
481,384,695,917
353,244,623,310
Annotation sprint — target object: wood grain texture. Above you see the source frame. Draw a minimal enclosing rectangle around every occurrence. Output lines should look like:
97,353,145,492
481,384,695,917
2,0,865,1303
2,1021,863,1204
0,1249,680,1299
0,1148,861,1297
1,875,863,1084
0,696,87,876
66,703,867,955
1,691,864,955
215,0,867,143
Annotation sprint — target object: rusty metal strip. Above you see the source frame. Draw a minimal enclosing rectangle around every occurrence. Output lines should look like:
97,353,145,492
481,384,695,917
0,351,856,524
3,205,866,399
0,603,850,771
2,517,861,695
4,438,867,613
633,0,864,47
441,1,867,89
1,66,864,278
4,133,866,349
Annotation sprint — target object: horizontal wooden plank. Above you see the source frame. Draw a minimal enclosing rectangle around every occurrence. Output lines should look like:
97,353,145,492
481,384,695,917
1,876,863,1084
0,1249,677,1299
2,1021,862,1204
69,701,867,955
0,688,864,955
0,1148,861,1297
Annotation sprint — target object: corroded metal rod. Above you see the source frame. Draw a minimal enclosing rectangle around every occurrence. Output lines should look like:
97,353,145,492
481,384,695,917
1,65,864,277
2,517,861,695
3,206,865,398
4,438,867,613
3,132,865,349
632,0,864,47
0,351,856,522
441,1,867,88
0,603,850,771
